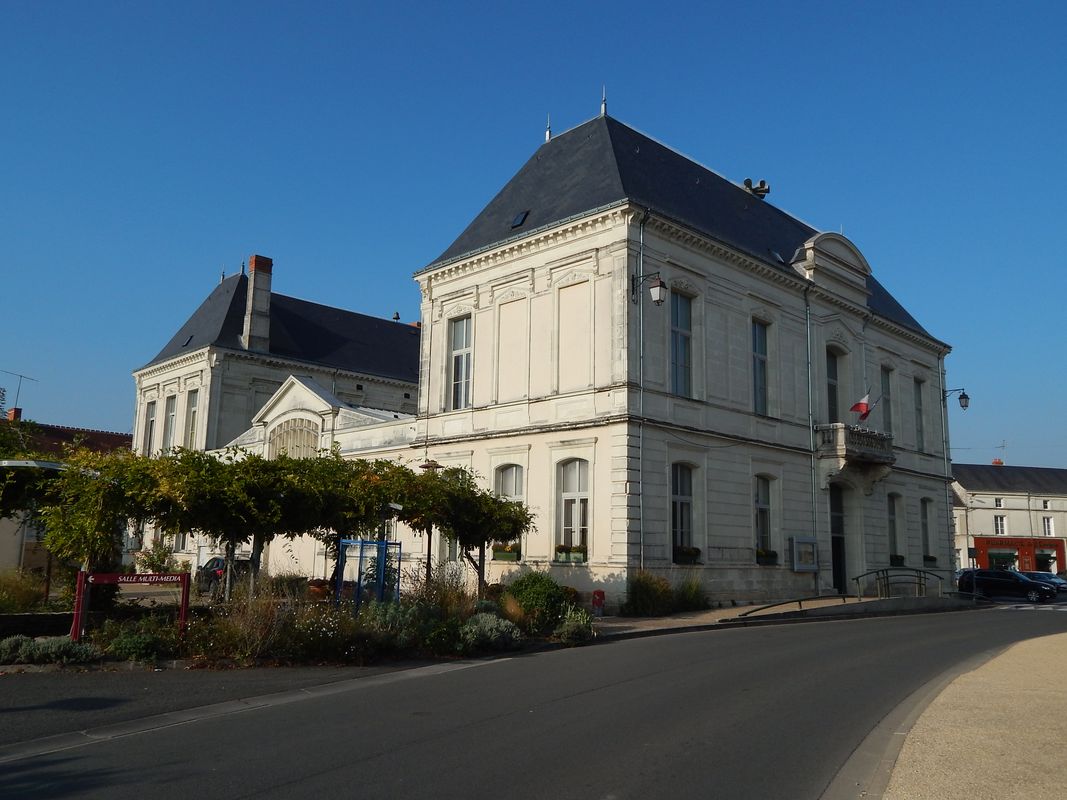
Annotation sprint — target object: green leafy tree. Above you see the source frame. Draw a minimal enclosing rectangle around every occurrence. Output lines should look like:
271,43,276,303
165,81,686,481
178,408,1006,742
435,468,535,598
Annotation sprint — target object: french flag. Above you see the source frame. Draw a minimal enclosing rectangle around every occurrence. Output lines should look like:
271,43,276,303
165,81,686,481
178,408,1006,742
850,393,871,421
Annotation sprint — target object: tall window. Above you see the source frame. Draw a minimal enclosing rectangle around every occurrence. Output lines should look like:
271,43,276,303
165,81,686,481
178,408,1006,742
887,493,900,557
1043,517,1055,536
142,401,156,454
161,395,177,452
184,389,199,447
671,293,692,397
752,321,769,415
449,316,472,410
754,476,771,553
826,350,840,423
994,515,1007,535
558,459,589,554
495,464,524,500
671,464,693,550
880,366,893,434
920,498,932,556
913,378,925,451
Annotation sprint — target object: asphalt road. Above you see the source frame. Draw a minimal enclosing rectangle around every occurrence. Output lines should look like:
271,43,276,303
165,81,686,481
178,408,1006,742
2,610,1064,799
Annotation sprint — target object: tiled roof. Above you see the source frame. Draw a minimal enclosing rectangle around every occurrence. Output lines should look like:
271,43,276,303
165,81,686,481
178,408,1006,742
0,420,132,455
142,275,420,384
429,114,929,337
953,463,1067,495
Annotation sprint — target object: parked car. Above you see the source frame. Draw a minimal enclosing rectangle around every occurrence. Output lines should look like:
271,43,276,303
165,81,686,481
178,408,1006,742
195,556,252,596
1022,572,1067,593
957,569,1057,602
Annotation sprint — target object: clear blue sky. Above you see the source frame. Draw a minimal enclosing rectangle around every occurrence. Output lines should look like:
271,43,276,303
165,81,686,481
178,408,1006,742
3,1,1065,467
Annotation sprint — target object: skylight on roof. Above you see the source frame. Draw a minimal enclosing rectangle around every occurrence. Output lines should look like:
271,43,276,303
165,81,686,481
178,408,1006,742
511,210,530,229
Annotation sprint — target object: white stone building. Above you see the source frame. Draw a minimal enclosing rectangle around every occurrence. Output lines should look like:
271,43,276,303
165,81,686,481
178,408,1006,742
191,113,958,606
131,254,420,561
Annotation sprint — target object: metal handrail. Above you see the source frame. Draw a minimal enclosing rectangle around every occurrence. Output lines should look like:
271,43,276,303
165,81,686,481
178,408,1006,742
852,567,944,600
737,593,857,618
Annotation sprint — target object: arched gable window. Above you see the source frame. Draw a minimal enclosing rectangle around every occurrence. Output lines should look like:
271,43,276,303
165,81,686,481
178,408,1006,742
268,418,320,459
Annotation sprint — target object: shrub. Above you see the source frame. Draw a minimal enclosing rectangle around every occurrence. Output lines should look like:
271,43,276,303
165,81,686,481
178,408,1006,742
504,571,568,633
359,600,439,653
185,593,291,664
0,634,36,664
281,602,369,663
553,604,595,646
0,570,47,613
620,571,673,616
135,540,179,574
403,563,477,620
424,616,462,656
459,613,524,653
0,635,98,665
474,599,500,616
93,614,183,662
33,637,99,665
672,577,709,612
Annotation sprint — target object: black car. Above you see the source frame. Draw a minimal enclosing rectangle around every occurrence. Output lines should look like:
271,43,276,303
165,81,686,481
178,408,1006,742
957,569,1057,602
1022,572,1067,593
195,556,252,596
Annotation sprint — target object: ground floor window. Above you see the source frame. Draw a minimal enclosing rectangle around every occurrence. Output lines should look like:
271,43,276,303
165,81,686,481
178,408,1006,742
557,459,589,561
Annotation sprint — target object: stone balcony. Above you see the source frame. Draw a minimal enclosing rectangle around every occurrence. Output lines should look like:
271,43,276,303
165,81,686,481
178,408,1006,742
814,423,895,494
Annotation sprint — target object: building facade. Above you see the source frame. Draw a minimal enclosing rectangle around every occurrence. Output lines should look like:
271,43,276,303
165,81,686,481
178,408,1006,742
208,114,958,606
953,463,1067,573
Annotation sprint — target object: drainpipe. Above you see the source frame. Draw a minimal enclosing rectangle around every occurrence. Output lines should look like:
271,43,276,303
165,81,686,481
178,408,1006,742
637,208,650,571
805,283,818,591
937,350,954,571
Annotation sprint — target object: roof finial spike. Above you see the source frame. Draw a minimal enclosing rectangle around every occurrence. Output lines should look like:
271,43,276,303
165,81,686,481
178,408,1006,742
545,113,551,143
220,267,226,284
601,85,607,117
241,260,246,276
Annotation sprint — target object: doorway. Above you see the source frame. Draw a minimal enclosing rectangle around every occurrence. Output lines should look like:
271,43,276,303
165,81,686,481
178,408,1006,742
830,484,847,594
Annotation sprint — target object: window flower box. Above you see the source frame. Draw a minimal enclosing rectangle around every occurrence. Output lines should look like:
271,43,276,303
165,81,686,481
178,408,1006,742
673,546,701,565
922,555,937,566
492,544,521,562
755,549,778,566
555,544,587,564
890,554,906,567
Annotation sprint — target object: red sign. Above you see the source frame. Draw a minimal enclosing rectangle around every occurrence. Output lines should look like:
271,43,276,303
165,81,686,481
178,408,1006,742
70,572,190,643
87,573,185,584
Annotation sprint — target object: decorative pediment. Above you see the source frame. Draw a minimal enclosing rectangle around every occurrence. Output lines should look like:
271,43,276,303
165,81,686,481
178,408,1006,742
251,375,341,426
670,277,698,296
493,287,529,305
552,270,593,289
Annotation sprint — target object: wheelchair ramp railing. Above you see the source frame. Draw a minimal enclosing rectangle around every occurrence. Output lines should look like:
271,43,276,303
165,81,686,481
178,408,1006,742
852,567,944,600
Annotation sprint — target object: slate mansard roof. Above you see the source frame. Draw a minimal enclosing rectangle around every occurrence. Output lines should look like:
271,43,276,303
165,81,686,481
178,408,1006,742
430,114,929,337
143,274,420,384
953,464,1067,496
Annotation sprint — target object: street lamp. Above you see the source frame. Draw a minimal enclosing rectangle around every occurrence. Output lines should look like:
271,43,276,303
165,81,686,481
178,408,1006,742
944,388,970,410
631,273,667,305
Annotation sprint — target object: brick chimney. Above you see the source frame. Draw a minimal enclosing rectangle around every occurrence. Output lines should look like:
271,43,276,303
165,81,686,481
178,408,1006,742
6,408,21,422
242,254,272,352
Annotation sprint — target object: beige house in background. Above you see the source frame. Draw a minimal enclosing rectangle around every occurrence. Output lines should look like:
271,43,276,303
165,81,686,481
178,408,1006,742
138,113,959,607
952,463,1067,573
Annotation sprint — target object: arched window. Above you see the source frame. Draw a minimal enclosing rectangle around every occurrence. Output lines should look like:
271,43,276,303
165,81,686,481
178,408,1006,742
268,418,321,459
557,459,589,561
671,463,693,551
495,464,524,500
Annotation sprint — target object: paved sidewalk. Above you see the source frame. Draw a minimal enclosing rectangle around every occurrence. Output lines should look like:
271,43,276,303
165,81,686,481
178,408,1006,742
883,632,1067,800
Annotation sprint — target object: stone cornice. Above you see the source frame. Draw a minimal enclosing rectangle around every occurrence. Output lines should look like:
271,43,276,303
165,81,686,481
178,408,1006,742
419,205,630,289
133,349,211,381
